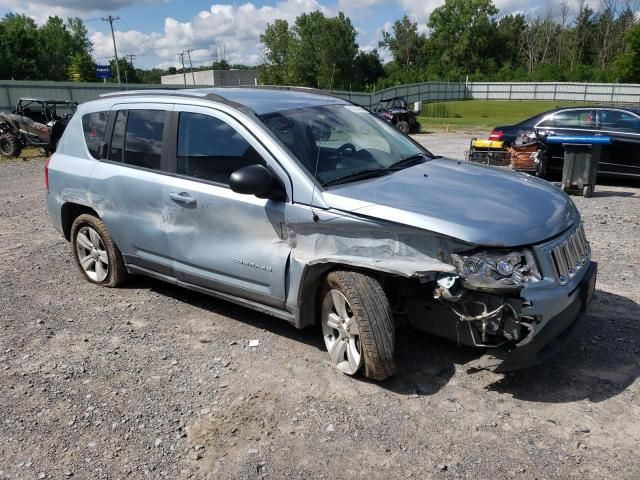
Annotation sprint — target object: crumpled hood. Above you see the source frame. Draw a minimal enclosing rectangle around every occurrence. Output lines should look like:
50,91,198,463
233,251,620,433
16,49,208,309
322,158,577,247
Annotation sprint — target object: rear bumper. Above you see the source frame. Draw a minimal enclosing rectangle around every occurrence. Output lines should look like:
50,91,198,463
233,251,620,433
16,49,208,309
494,261,597,372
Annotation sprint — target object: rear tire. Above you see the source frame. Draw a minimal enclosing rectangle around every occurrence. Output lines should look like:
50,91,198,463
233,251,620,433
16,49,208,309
583,185,593,198
0,133,21,158
321,271,395,381
70,214,128,287
396,121,410,135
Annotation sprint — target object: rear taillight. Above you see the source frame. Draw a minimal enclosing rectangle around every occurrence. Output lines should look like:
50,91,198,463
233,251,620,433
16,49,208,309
44,156,51,192
489,130,504,141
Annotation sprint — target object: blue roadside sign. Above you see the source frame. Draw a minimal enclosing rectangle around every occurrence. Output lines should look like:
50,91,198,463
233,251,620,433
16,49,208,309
95,64,112,79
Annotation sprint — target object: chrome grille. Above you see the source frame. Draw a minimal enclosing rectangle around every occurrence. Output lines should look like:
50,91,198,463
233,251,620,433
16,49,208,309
551,224,590,284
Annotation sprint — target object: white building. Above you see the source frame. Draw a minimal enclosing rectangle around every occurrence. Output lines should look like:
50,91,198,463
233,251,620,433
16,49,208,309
161,69,258,87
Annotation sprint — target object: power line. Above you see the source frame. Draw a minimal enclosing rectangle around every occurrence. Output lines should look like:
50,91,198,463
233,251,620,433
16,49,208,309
101,15,121,84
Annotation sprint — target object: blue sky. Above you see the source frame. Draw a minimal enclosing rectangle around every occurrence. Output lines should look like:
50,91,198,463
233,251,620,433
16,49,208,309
0,0,547,69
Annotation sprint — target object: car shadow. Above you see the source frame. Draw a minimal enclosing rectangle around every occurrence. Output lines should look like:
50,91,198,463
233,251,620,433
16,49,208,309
122,275,326,351
484,289,639,404
590,190,639,198
122,278,638,402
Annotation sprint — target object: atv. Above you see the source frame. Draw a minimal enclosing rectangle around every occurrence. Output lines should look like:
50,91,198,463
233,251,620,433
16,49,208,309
0,98,77,158
373,96,421,134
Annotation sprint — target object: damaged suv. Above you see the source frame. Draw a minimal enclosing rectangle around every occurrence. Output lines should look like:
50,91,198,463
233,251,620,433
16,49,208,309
46,88,596,380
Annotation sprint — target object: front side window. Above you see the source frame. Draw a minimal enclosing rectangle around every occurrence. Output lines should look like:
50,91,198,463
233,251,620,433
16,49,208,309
177,112,264,185
108,109,165,170
599,110,640,133
82,111,108,159
540,110,596,129
258,104,430,186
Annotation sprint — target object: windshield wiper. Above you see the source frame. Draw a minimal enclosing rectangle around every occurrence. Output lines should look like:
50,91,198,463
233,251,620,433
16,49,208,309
322,169,391,187
387,153,430,171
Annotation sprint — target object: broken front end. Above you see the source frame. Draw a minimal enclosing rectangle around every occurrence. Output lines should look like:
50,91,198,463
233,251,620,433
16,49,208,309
395,222,596,371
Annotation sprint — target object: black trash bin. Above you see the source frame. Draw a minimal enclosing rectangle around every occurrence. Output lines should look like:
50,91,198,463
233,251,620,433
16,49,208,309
546,136,611,198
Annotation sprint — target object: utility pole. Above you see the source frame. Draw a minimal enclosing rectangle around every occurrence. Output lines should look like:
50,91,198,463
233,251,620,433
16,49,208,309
102,15,121,84
185,49,196,85
177,52,187,85
125,54,136,85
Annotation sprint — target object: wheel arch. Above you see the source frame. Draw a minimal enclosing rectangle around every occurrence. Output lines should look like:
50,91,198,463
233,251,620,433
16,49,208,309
294,261,393,329
61,202,100,241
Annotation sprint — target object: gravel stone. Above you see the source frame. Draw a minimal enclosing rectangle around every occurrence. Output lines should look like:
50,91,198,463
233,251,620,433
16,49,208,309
0,150,638,479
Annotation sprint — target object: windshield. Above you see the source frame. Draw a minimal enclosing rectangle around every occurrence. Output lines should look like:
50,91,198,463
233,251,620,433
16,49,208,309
258,104,430,186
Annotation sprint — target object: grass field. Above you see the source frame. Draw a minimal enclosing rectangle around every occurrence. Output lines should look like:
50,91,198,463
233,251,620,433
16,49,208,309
417,100,592,131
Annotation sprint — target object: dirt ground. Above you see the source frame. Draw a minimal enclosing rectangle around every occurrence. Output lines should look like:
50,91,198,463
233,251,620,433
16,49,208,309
0,140,639,479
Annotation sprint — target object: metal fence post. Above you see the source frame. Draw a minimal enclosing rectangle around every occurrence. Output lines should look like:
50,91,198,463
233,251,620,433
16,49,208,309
553,83,557,102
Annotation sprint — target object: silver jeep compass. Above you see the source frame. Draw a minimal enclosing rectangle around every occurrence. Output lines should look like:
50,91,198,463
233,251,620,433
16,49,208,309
46,88,597,380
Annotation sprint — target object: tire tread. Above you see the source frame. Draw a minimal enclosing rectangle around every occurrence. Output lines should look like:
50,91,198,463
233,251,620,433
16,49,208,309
326,271,395,380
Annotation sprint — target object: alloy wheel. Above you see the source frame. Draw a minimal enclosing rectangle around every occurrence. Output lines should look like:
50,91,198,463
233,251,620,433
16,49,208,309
75,226,109,282
321,289,363,375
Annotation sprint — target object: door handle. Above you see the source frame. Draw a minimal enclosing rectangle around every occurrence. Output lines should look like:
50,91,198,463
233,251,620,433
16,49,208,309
169,192,196,206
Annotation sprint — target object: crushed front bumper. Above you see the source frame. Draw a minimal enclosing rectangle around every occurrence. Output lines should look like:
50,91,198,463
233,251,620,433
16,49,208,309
471,262,597,372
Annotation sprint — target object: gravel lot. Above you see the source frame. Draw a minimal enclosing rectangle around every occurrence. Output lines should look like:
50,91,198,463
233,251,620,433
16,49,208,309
1,136,639,479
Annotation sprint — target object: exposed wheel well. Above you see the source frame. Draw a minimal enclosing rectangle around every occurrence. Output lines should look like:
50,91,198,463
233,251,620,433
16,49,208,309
61,203,99,241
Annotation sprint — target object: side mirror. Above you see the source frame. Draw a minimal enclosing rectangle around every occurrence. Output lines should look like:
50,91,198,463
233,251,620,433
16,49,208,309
229,164,285,200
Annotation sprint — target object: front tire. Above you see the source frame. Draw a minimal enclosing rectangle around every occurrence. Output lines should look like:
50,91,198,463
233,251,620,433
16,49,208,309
321,271,395,380
70,214,128,287
396,120,410,135
0,133,21,158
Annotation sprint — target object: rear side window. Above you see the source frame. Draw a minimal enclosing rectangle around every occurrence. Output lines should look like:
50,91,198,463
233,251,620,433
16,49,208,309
82,111,108,159
176,112,264,184
600,110,640,132
108,109,166,170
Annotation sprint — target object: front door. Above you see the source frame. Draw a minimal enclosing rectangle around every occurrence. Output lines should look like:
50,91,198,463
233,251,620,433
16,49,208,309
163,106,291,308
536,109,598,174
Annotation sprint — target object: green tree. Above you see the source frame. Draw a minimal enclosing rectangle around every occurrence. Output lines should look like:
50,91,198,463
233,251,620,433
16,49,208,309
68,51,95,81
0,14,40,79
260,19,291,84
379,15,424,67
260,11,358,90
39,16,75,80
352,50,385,89
426,0,498,78
613,24,640,82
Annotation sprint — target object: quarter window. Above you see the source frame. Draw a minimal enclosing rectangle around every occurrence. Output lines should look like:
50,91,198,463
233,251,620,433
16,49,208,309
82,111,108,159
108,109,166,170
176,112,264,184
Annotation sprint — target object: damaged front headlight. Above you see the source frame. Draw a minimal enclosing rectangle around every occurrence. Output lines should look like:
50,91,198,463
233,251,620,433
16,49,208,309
451,250,541,288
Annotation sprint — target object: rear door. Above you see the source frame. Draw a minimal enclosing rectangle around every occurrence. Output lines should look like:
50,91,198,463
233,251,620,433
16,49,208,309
597,109,640,178
89,104,173,275
163,105,291,308
536,109,598,173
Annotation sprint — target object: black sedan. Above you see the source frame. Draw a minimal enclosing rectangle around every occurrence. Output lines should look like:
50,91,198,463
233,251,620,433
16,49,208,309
488,106,640,179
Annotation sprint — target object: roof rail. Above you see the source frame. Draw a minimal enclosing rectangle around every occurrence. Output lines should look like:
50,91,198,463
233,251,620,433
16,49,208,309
98,89,256,116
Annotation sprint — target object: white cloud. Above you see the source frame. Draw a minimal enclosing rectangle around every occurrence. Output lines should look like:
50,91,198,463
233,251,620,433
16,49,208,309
89,0,332,68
